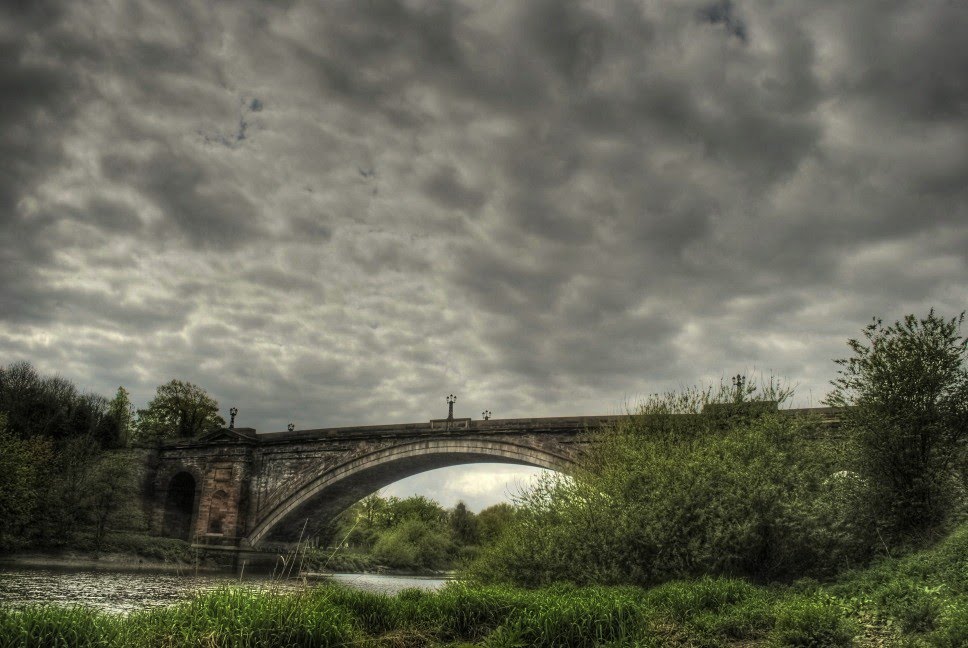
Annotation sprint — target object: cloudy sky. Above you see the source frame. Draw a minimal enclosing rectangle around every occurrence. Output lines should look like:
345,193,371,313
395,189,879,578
2,1,966,510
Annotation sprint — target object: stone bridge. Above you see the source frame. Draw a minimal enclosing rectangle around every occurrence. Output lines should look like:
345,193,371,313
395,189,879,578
148,414,620,550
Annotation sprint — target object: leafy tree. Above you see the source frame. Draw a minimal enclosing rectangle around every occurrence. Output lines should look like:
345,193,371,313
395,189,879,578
825,310,968,533
0,361,46,437
39,435,102,542
135,380,225,442
0,414,52,546
388,495,447,527
476,503,516,544
372,518,454,571
83,453,143,551
449,501,479,546
0,362,113,443
104,387,135,448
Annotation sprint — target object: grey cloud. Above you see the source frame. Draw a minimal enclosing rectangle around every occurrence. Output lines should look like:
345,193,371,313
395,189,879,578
1,0,967,504
101,148,265,249
698,1,747,41
422,165,485,212
830,4,968,123
520,0,607,83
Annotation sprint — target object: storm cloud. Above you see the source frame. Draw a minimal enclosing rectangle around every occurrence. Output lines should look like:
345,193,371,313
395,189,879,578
2,0,966,508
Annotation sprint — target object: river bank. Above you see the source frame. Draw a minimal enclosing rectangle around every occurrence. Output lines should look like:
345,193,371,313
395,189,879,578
2,524,965,646
0,552,205,573
0,549,455,580
0,528,457,578
0,564,449,613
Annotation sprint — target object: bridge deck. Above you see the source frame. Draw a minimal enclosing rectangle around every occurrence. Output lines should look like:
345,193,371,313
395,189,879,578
249,406,842,442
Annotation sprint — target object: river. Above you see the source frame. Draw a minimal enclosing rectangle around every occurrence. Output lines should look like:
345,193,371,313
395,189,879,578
0,566,450,613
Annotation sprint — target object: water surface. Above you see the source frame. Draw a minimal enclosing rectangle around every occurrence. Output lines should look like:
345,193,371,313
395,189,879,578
0,565,449,613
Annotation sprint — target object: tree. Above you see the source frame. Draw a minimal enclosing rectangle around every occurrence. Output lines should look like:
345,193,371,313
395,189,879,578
103,387,135,448
0,414,52,547
383,495,448,528
476,503,516,544
449,501,479,546
83,453,143,551
825,310,968,533
135,380,225,442
40,435,102,542
372,518,455,571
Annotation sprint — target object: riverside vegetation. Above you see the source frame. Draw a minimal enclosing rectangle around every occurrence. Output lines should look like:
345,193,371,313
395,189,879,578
0,363,513,570
2,526,966,647
2,310,967,646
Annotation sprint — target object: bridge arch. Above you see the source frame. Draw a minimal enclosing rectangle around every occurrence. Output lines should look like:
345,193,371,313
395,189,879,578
247,437,574,547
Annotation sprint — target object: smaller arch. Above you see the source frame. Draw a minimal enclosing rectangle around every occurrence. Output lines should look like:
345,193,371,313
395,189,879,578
162,471,198,541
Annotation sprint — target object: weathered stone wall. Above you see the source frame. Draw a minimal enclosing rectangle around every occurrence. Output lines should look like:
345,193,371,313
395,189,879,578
151,415,601,548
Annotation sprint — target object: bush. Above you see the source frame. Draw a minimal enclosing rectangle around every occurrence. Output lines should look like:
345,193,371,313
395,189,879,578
874,580,945,633
469,381,875,587
372,518,454,571
826,311,968,534
769,596,857,647
930,600,968,647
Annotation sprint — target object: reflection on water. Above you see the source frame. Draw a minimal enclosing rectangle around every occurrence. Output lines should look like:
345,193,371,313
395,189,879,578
0,566,449,614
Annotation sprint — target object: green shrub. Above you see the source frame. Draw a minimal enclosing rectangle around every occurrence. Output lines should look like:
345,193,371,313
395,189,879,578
826,311,968,535
372,517,455,571
929,599,968,647
874,580,945,633
769,596,857,647
470,381,875,588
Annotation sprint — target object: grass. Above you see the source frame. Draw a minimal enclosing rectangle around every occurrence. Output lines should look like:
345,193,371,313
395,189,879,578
2,524,966,647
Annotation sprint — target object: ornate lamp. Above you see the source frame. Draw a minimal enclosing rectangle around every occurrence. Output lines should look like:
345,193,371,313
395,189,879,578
482,410,491,420
229,407,238,429
446,394,456,420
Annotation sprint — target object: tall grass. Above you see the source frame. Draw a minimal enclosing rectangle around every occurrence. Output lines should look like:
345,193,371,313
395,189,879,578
1,524,965,647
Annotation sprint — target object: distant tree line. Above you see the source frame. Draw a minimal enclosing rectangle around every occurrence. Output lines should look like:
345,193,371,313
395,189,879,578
311,494,517,572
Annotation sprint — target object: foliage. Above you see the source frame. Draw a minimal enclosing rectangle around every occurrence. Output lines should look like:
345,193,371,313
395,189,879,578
5,525,967,648
37,435,103,543
476,503,517,544
825,521,968,642
134,379,225,442
105,386,134,448
450,501,479,546
469,378,875,587
0,361,123,447
321,494,518,572
371,518,455,571
768,597,857,647
826,310,968,534
0,413,52,547
83,452,144,551
0,363,226,552
0,526,968,648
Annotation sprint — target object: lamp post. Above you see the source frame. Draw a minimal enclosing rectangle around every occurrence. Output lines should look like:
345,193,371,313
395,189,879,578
288,423,295,432
482,410,491,421
732,374,746,402
446,394,456,420
229,407,238,429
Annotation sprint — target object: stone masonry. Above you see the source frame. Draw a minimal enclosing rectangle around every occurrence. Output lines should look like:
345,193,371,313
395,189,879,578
148,408,842,550
148,415,611,549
